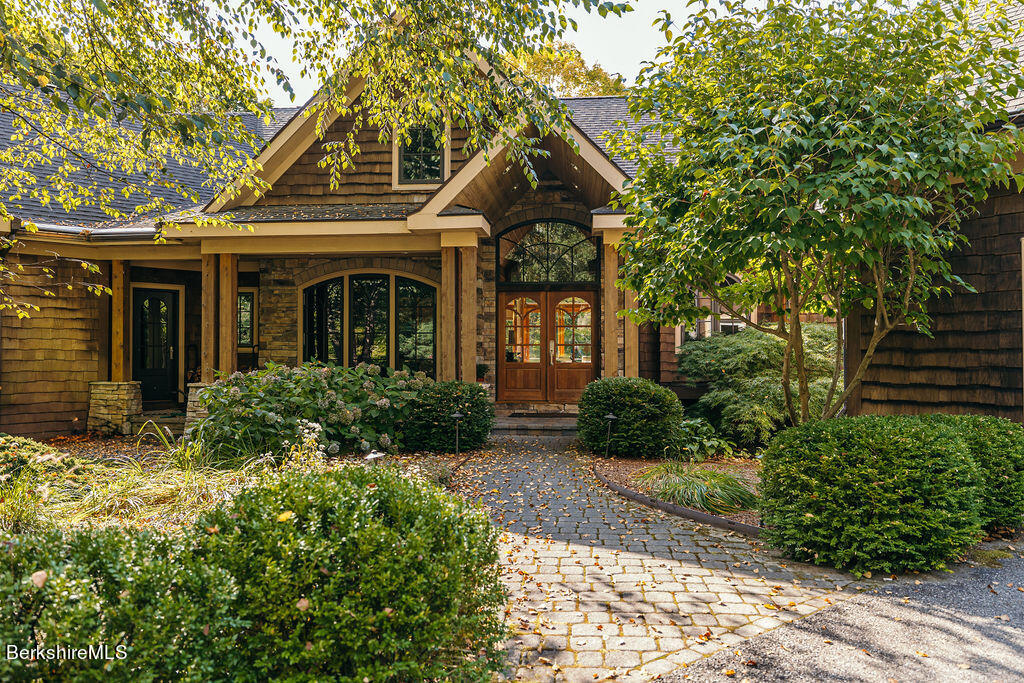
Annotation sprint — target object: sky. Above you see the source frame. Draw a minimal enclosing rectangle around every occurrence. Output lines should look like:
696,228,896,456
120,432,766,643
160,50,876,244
259,1,673,105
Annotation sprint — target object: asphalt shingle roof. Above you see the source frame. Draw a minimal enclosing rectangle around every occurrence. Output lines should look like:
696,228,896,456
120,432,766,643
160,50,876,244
0,107,297,229
562,96,638,176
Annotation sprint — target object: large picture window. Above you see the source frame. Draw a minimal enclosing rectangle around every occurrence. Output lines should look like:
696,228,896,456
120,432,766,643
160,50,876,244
498,220,598,286
303,273,437,377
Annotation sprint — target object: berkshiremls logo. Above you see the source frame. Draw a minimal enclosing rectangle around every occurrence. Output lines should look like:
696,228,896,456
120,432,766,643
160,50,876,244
6,644,128,661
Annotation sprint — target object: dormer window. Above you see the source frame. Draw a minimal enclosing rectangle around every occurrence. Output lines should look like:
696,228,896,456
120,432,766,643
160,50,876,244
393,125,450,189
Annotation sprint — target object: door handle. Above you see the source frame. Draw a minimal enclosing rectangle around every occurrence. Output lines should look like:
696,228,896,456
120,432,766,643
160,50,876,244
549,340,555,365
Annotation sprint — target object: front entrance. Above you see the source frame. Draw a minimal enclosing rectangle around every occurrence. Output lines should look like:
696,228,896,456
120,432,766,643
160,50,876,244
497,291,597,403
132,288,179,403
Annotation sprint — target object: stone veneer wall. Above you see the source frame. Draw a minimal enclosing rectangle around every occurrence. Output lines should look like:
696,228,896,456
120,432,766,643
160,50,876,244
86,381,142,435
184,382,210,434
0,255,110,436
258,255,442,367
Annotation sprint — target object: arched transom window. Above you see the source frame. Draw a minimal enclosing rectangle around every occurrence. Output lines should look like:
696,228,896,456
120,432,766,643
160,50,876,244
303,273,437,376
498,220,598,285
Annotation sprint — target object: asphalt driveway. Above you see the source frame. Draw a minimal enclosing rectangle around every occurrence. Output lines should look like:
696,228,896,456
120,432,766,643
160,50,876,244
664,551,1024,682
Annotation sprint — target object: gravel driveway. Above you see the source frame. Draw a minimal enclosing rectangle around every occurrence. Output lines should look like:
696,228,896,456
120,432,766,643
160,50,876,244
664,552,1024,682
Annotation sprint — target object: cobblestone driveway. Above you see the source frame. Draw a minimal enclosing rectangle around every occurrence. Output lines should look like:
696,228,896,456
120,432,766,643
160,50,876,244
452,441,860,682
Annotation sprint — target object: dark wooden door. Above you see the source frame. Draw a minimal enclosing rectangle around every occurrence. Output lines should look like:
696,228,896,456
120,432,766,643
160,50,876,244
497,291,597,403
548,292,596,403
133,289,178,403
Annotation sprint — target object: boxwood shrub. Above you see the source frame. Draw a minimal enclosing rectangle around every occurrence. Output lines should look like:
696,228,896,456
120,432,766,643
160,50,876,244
760,416,983,574
402,381,494,452
0,466,507,681
920,414,1024,531
577,376,685,457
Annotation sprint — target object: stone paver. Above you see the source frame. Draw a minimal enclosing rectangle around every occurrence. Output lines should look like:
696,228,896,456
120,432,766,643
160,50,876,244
453,440,861,681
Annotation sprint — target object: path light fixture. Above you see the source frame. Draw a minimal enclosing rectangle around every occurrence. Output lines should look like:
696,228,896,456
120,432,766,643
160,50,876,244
365,450,386,466
451,412,464,458
604,413,618,459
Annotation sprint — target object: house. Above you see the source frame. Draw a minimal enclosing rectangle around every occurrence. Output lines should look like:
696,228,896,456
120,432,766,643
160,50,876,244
0,89,679,437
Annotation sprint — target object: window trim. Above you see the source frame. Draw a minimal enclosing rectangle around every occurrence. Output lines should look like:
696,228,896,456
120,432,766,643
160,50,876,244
237,286,259,351
391,123,452,191
296,269,440,375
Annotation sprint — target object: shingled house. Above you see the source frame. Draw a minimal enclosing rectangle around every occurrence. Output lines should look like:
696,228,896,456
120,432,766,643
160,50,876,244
0,92,683,437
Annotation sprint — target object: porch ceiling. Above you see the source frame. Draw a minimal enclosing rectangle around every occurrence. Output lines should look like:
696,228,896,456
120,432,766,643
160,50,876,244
441,131,619,224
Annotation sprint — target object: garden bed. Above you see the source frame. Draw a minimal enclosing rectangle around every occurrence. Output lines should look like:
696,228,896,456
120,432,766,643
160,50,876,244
593,456,762,528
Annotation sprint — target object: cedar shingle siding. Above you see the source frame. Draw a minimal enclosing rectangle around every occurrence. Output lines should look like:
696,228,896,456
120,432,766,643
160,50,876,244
0,255,109,436
261,112,470,206
850,186,1023,421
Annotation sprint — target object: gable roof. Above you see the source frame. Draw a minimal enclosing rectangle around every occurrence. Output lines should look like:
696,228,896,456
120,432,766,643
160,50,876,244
1,95,637,239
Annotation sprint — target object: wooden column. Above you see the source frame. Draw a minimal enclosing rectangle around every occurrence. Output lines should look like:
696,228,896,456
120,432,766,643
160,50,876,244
439,247,457,380
218,253,238,375
624,288,640,377
110,259,130,381
602,243,619,378
201,254,218,383
458,245,478,382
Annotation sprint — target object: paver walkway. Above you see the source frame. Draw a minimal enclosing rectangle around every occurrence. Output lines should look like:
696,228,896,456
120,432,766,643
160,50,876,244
452,441,861,682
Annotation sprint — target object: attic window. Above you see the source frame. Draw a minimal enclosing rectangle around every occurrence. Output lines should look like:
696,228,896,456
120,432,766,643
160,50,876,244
398,127,444,184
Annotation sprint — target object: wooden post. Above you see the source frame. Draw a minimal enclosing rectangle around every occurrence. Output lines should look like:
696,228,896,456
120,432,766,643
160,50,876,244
602,243,619,378
218,253,238,375
110,259,130,381
624,288,639,377
201,254,218,383
458,245,478,382
439,247,457,380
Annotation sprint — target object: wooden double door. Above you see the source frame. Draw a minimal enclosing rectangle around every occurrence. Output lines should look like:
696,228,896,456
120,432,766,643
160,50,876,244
497,291,597,403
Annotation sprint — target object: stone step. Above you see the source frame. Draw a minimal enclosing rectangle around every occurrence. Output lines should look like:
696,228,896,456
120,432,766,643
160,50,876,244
130,412,186,438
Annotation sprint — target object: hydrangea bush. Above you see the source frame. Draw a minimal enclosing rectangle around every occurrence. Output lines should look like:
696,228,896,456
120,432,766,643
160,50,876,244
192,362,431,462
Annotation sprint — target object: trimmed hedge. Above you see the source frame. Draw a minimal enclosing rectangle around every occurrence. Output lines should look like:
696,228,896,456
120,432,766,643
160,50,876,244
402,381,494,452
577,377,685,457
920,414,1024,531
760,416,983,574
0,467,507,681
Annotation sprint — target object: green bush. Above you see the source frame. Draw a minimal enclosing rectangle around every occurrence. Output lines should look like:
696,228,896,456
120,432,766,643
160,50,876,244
920,414,1024,531
636,463,756,514
673,417,735,462
0,467,507,681
402,381,494,452
678,325,837,448
760,416,983,574
192,361,431,461
577,376,685,457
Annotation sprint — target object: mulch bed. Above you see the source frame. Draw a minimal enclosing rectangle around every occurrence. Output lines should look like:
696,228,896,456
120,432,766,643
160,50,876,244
41,433,156,462
593,455,763,528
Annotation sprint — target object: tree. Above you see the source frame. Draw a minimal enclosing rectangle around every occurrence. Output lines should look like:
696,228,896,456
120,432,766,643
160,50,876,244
510,41,626,97
609,0,1024,424
0,0,631,315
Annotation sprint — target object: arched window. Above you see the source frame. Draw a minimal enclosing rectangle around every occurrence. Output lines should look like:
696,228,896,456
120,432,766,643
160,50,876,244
303,273,437,376
498,220,598,286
